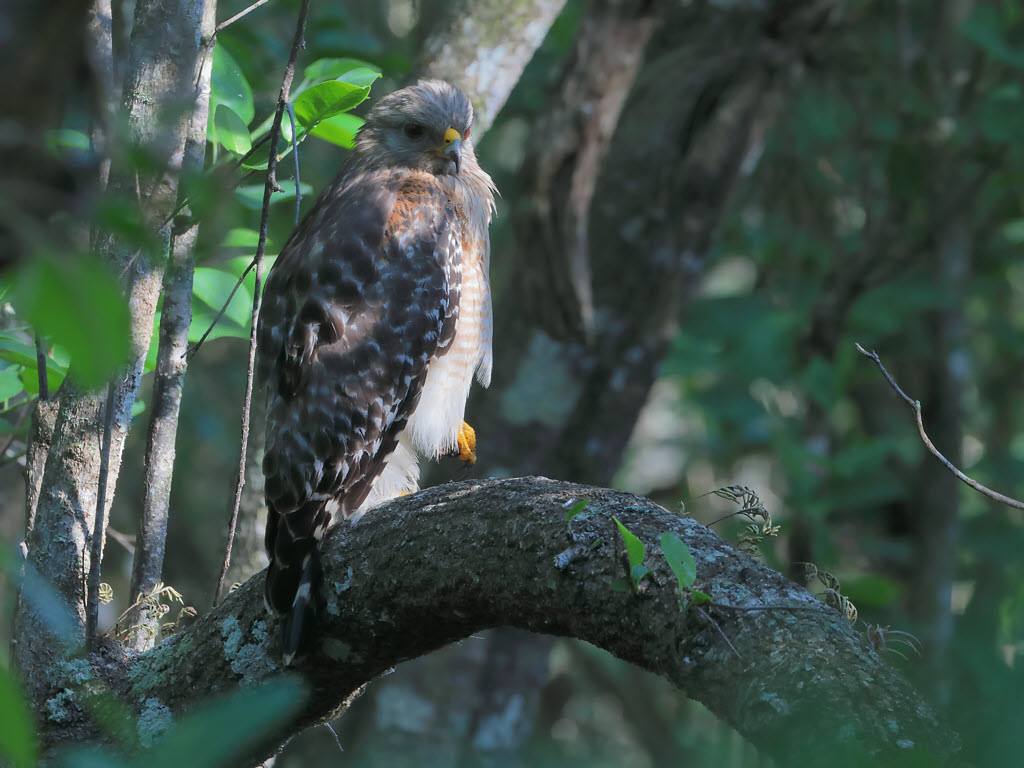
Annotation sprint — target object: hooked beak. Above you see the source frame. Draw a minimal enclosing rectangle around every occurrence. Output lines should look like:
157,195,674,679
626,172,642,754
441,127,462,174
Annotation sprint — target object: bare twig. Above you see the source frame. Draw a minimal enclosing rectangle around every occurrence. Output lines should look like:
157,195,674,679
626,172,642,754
86,383,116,648
215,0,273,34
185,259,256,359
161,132,272,233
286,100,301,227
323,723,344,754
708,602,835,617
697,606,742,658
107,526,136,555
34,333,48,401
214,0,312,606
186,69,303,363
855,343,1024,510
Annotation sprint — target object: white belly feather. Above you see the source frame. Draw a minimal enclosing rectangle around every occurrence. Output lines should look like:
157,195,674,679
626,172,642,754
355,163,495,517
355,233,492,516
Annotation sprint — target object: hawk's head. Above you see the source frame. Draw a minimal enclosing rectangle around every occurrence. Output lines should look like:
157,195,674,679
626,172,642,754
352,80,476,177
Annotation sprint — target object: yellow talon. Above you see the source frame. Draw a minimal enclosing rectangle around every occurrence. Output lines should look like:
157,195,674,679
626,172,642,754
457,421,477,465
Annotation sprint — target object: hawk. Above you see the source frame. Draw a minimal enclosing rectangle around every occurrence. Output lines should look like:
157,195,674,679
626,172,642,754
256,80,496,663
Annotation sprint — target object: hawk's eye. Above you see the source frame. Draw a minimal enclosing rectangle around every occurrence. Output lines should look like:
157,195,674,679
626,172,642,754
404,123,425,140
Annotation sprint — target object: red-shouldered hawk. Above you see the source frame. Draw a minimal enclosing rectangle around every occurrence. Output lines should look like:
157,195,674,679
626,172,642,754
256,80,496,663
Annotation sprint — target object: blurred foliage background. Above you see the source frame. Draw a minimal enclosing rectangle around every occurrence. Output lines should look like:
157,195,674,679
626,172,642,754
2,0,1024,766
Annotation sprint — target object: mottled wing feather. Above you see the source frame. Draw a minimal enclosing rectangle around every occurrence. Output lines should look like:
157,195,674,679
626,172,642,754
257,171,461,618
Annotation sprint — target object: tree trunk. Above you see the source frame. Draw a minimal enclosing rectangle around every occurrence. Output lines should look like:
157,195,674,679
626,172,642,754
11,0,211,701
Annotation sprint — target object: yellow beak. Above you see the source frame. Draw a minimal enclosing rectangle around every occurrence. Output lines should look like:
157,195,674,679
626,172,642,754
442,128,462,173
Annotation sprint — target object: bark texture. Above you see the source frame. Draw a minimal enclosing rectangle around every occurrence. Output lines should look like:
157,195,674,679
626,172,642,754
43,479,956,766
12,0,210,699
417,0,569,136
127,0,218,651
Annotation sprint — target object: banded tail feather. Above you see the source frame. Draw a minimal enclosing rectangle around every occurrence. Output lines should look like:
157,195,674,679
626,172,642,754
264,499,329,664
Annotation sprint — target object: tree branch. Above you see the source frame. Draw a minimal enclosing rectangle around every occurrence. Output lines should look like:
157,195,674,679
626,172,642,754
72,478,958,766
214,0,312,606
85,384,116,648
127,0,218,651
855,343,1024,510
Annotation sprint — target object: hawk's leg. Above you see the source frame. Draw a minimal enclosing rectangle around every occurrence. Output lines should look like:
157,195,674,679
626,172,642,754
457,421,477,465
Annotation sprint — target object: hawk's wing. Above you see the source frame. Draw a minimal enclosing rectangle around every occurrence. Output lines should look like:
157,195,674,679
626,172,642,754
257,170,461,643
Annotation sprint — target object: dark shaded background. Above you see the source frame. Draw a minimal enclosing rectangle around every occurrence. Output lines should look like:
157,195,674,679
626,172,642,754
3,0,1024,765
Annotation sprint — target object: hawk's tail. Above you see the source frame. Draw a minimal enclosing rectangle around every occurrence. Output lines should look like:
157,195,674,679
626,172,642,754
264,500,329,665
281,551,322,665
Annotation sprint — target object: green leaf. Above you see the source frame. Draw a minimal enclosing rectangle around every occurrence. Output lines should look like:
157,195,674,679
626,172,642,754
0,667,37,768
0,555,78,649
148,677,306,768
690,590,712,606
337,67,381,89
211,45,254,122
609,578,631,593
46,129,91,152
0,334,67,381
303,57,379,84
613,516,646,571
208,45,254,148
310,112,363,149
960,6,1024,69
293,80,371,131
631,564,651,585
221,228,262,249
661,531,697,591
801,356,838,410
565,499,590,528
13,256,130,388
841,573,903,608
192,268,252,327
213,104,252,155
19,365,66,397
1002,218,1024,244
145,312,160,373
188,306,247,344
0,367,25,401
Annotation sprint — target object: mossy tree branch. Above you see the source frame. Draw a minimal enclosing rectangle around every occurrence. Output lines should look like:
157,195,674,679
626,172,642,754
52,478,958,766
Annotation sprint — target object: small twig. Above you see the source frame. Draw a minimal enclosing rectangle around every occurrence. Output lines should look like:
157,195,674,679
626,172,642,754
322,722,344,754
286,101,301,227
855,342,1024,510
214,0,312,607
696,607,742,658
107,526,136,555
86,383,117,648
706,510,743,527
34,333,48,401
707,602,835,617
162,133,272,232
185,259,257,359
215,0,273,34
110,583,180,632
